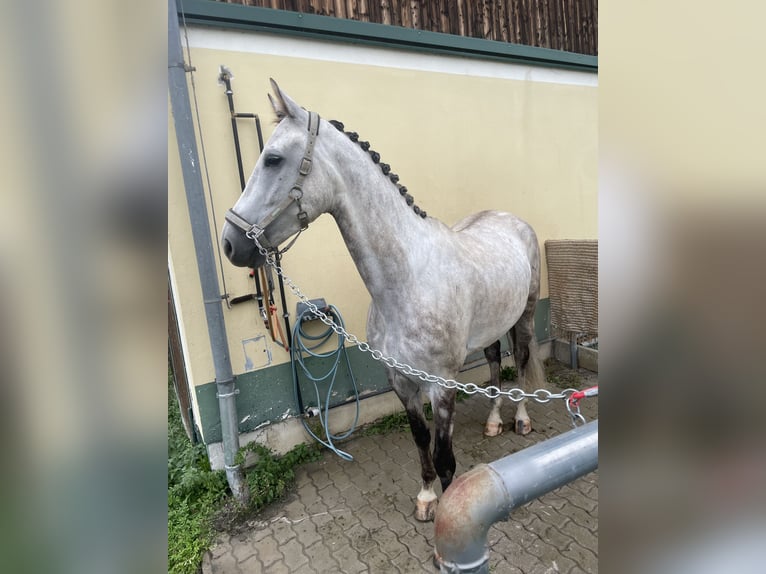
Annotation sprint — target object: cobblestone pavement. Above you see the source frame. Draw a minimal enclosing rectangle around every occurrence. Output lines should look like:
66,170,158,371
205,370,598,573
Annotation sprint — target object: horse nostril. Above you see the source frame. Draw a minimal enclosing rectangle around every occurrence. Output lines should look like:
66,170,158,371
223,238,233,259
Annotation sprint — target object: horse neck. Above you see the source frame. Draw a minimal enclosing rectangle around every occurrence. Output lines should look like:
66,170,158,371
327,143,440,299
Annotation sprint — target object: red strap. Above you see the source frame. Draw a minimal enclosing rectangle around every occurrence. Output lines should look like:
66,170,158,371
569,385,598,405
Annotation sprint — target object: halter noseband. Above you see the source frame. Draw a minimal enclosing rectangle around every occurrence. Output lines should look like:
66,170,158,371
225,111,320,250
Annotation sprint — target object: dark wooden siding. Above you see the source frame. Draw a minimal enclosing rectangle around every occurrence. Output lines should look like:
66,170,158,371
215,0,597,55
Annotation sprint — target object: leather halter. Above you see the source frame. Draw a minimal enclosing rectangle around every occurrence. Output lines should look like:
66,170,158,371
225,111,320,249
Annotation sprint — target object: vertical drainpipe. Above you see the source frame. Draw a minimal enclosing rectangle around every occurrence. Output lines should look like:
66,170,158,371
168,0,249,504
434,420,598,573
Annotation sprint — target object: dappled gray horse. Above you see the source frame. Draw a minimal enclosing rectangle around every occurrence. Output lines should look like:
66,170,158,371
221,81,544,521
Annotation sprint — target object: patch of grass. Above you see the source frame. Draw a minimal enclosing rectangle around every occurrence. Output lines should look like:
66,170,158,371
236,442,322,513
500,365,518,382
168,373,228,574
362,411,410,435
168,367,324,572
362,402,435,436
544,359,584,389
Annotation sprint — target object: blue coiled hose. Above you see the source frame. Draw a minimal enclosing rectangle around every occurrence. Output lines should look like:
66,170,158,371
291,305,360,461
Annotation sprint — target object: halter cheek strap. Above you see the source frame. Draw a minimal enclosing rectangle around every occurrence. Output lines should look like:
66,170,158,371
225,111,320,249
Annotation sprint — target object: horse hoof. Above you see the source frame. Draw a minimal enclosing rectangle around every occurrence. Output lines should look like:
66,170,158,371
415,499,437,522
515,419,532,435
484,421,503,437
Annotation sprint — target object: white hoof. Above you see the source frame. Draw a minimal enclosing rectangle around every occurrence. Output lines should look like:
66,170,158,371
484,421,503,437
415,498,437,522
515,418,532,435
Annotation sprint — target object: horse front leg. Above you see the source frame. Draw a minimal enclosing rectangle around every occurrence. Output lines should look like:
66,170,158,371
431,387,457,492
483,340,504,436
390,371,438,521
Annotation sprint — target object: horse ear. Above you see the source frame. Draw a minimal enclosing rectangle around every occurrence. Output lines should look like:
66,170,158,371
268,78,305,122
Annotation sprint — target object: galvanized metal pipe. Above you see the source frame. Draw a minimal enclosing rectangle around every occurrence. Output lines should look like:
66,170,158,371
168,0,248,503
434,420,598,573
570,331,579,370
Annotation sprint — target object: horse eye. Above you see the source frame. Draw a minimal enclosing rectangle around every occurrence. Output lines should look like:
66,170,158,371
264,154,283,167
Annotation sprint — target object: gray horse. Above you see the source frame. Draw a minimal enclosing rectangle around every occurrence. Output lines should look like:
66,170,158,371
221,80,544,521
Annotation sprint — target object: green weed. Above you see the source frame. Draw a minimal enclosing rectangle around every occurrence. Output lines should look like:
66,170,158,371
168,373,227,574
168,368,322,573
500,365,518,381
544,359,584,389
236,441,321,513
362,402,435,436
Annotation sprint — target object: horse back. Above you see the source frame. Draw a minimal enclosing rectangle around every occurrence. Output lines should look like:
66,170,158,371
451,210,540,275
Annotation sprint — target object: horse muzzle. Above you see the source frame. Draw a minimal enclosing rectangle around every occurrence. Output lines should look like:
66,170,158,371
221,222,267,268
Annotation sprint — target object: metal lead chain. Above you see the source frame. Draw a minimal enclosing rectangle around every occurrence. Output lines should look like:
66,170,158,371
248,233,580,406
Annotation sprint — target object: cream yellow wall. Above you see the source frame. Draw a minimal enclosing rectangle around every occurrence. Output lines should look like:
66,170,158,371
168,28,597,389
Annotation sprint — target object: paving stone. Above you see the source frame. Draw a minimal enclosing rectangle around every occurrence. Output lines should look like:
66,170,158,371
283,517,317,549
253,535,282,569
356,506,386,531
305,515,331,534
319,484,342,508
280,498,308,521
331,470,353,491
270,520,296,546
303,497,329,518
290,563,316,574
346,523,378,554
338,482,366,508
309,467,333,491
371,525,409,560
491,534,544,573
487,557,525,574
334,509,359,531
263,561,290,574
392,550,431,574
236,554,261,573
211,550,240,574
359,543,397,572
314,515,347,546
280,538,308,571
377,507,415,539
248,524,273,544
557,487,598,514
561,541,598,573
231,540,256,563
332,509,360,532
556,503,598,533
398,529,434,563
331,540,366,573
547,555,579,574
525,517,576,552
303,540,340,572
211,534,233,559
559,520,598,556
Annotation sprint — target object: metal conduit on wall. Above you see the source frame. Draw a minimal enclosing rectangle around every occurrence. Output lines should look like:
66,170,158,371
168,0,248,503
434,420,598,574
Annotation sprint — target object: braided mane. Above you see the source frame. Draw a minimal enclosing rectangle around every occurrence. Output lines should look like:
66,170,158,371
329,120,427,219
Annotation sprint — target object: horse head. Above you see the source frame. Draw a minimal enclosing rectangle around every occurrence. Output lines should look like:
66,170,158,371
221,79,334,268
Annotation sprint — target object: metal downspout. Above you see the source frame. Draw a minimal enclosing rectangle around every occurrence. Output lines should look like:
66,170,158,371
168,0,249,504
434,420,598,573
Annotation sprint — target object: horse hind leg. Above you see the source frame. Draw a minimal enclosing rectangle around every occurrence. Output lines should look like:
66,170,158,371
511,308,544,435
483,340,504,437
